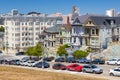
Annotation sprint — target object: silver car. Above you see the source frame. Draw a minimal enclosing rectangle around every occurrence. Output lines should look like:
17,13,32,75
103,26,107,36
82,64,103,74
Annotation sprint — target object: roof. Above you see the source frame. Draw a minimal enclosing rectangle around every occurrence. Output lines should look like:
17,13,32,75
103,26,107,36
3,16,63,22
44,24,62,33
78,14,91,23
72,14,120,28
90,16,120,26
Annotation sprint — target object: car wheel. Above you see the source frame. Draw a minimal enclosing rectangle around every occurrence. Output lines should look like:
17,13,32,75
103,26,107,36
115,63,118,66
107,62,109,65
82,69,86,73
110,73,114,76
93,71,96,74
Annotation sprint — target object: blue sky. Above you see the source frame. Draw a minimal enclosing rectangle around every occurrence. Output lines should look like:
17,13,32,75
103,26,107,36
0,0,120,15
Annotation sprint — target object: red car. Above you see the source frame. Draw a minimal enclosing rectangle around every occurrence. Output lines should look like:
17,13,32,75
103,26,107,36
66,64,83,72
52,63,66,70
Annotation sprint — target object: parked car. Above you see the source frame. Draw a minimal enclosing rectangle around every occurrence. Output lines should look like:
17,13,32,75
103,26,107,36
21,57,29,62
82,64,103,74
20,60,28,66
109,67,120,76
52,63,66,70
0,51,3,54
16,52,25,56
85,59,92,64
92,59,105,64
0,59,9,64
24,60,37,67
55,57,65,62
106,58,119,65
76,58,87,63
9,59,20,65
66,57,76,63
34,62,50,68
116,59,120,65
43,57,54,62
66,64,83,72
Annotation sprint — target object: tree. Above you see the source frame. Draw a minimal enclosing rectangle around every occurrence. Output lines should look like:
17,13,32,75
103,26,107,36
57,44,68,57
72,50,88,59
25,43,43,58
34,43,43,57
0,26,5,32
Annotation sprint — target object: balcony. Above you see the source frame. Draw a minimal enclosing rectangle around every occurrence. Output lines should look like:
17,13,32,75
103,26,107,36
71,43,80,46
44,37,56,41
81,34,99,37
56,35,71,38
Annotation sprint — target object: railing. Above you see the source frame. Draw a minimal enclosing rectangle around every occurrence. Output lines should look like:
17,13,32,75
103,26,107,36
56,35,71,37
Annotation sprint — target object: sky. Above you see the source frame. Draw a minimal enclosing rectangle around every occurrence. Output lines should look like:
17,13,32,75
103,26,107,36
0,0,120,15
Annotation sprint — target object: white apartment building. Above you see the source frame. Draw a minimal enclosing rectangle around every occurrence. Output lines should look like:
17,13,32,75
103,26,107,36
4,15,62,52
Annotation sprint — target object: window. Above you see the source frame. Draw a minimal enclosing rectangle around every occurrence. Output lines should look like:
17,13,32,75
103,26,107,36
22,33,24,36
15,22,20,26
25,28,27,30
41,27,43,30
103,22,106,25
85,28,89,34
36,28,40,30
15,33,20,36
96,29,99,35
92,29,95,35
73,28,76,33
29,22,33,26
35,22,39,25
74,37,76,43
22,43,24,46
25,22,27,25
25,33,27,36
41,22,43,25
88,21,92,24
22,22,24,25
117,28,119,34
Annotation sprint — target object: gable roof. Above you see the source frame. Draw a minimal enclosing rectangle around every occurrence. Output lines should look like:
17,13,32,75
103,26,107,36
72,17,82,25
89,16,120,27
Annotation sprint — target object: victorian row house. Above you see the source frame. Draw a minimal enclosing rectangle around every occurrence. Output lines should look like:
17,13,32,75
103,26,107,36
71,14,120,52
40,13,120,57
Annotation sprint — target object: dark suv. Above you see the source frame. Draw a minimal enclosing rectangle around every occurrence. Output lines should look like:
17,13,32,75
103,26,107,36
16,52,25,56
92,59,105,64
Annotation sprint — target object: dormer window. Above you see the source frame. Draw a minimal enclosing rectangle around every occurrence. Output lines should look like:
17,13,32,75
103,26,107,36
103,22,106,25
88,21,92,24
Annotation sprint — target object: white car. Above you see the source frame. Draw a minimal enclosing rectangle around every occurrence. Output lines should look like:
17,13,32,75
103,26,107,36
116,59,120,65
26,60,37,67
106,58,119,65
20,61,28,66
109,67,120,76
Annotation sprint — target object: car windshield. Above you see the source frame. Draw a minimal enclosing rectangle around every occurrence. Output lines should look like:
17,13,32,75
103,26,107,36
110,59,117,61
73,64,79,67
92,65,97,68
0,51,2,53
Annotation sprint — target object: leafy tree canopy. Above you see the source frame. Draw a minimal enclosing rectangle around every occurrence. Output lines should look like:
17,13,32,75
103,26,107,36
0,26,4,32
25,43,43,57
57,44,68,56
72,50,88,59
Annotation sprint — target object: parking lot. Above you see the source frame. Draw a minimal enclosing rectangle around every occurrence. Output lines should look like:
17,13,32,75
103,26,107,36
0,54,120,80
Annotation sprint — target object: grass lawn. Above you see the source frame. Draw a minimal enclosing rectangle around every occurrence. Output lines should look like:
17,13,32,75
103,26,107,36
0,66,107,80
